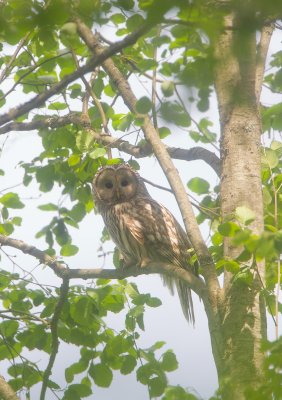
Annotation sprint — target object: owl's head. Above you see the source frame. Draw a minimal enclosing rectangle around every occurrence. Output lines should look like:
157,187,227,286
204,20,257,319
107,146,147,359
92,164,149,209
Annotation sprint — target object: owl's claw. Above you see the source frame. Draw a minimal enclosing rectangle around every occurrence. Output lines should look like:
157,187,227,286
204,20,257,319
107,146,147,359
140,258,151,268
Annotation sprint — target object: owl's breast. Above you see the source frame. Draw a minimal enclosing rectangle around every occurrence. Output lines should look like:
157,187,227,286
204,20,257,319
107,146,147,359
103,201,148,266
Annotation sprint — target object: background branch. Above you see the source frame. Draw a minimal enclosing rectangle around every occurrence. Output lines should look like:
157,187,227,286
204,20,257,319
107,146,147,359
255,22,275,101
40,278,69,400
0,115,220,175
0,21,152,128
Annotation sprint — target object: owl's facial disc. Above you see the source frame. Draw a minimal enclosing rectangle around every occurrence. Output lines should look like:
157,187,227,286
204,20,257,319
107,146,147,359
94,170,117,204
116,168,137,201
93,166,139,205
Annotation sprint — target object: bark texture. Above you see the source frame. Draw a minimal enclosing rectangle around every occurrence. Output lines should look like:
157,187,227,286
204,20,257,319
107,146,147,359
212,13,270,399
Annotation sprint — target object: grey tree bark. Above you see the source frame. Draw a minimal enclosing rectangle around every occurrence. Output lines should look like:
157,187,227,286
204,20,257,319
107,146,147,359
211,13,273,399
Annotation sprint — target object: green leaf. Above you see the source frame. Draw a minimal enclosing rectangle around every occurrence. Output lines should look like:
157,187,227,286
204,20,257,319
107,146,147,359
68,154,81,166
126,14,145,31
263,187,272,205
111,13,126,25
1,207,8,220
125,282,140,299
0,222,14,235
0,320,19,337
261,148,279,169
89,148,107,159
54,220,70,246
137,363,153,384
218,222,240,237
159,127,171,139
76,130,94,152
48,102,68,110
136,96,152,114
60,244,79,256
149,376,167,397
216,260,240,274
0,193,24,209
161,350,178,372
163,385,197,399
11,216,22,226
146,297,162,307
161,81,174,97
89,363,113,387
233,268,253,286
69,203,86,223
65,360,89,383
235,206,255,225
160,102,191,127
187,178,210,194
120,355,137,375
38,203,58,211
63,383,92,398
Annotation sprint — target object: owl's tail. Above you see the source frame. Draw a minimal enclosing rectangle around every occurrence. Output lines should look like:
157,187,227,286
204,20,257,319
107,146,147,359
161,275,195,324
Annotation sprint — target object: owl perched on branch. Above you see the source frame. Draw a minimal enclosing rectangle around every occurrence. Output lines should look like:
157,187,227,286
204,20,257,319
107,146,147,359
92,164,197,323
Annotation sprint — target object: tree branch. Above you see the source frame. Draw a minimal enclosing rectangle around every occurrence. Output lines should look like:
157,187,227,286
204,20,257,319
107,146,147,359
255,22,275,101
0,21,152,128
0,234,206,298
0,115,221,176
0,113,81,134
0,32,30,84
0,234,68,277
76,19,220,296
0,376,19,400
40,278,69,400
168,146,220,176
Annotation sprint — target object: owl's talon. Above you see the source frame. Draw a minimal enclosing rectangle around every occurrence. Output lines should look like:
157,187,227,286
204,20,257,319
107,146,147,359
140,258,151,268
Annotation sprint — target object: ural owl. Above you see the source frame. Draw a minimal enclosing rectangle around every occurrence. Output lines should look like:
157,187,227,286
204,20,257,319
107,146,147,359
92,164,197,323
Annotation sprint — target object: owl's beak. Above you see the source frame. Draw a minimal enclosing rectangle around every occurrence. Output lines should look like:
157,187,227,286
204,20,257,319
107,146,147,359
116,187,121,200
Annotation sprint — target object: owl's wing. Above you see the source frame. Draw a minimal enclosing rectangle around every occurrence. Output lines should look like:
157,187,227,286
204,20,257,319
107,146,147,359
133,198,196,324
131,198,192,268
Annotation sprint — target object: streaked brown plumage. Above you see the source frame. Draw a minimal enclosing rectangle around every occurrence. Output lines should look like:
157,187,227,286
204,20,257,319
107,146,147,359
92,164,197,323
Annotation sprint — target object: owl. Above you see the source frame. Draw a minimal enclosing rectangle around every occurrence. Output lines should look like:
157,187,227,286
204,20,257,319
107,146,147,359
92,164,197,323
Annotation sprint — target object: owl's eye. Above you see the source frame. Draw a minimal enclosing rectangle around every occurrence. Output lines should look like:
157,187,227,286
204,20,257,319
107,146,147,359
120,179,129,187
105,181,113,189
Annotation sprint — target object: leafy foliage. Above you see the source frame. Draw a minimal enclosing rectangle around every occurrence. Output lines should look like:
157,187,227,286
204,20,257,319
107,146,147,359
0,0,281,399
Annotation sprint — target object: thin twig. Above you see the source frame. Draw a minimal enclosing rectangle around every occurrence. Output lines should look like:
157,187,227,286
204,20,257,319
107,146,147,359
0,21,152,127
0,32,30,84
143,177,219,218
175,86,219,152
0,114,221,175
151,27,160,131
276,259,281,339
40,278,69,400
0,50,72,102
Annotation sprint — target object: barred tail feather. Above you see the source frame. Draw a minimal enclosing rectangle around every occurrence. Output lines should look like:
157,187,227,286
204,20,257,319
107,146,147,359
161,275,195,324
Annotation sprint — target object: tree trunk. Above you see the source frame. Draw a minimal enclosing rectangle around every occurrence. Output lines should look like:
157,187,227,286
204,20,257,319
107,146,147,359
212,13,268,398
